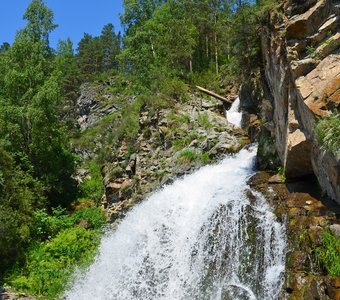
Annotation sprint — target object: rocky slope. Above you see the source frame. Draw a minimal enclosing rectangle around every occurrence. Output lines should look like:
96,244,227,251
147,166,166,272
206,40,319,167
101,99,249,223
73,82,248,223
257,0,340,202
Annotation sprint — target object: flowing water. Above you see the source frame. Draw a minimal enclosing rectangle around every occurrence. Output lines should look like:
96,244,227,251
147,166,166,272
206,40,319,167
227,97,242,127
65,147,286,300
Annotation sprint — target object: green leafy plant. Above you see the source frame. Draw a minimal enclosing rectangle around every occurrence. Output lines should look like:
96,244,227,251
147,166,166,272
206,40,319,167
278,166,286,182
7,206,105,299
306,45,316,56
9,227,99,299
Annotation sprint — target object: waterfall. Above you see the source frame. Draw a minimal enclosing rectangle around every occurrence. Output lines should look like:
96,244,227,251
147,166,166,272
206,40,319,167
227,97,242,127
65,146,286,300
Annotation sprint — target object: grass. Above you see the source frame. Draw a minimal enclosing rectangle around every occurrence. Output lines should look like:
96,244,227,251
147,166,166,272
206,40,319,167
196,113,212,130
315,230,340,276
315,115,340,159
178,148,211,164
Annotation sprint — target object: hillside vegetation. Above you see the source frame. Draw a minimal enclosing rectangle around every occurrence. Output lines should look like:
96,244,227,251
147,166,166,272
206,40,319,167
0,0,281,298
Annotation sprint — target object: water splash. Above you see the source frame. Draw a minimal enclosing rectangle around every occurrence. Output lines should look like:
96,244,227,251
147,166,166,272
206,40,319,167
227,97,242,127
65,146,286,300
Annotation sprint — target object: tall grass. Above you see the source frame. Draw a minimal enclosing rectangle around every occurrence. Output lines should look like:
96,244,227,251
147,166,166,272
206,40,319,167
315,230,340,276
315,115,340,158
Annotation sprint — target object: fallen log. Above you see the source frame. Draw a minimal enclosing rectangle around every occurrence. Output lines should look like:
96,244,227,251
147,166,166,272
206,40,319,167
196,86,233,104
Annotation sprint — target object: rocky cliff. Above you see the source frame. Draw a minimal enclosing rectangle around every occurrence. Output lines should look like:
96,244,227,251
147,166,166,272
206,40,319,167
256,0,340,203
241,1,340,298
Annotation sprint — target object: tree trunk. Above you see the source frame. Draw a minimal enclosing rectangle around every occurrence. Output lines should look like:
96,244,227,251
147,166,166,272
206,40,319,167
214,15,219,74
196,86,232,103
205,33,209,60
189,54,193,73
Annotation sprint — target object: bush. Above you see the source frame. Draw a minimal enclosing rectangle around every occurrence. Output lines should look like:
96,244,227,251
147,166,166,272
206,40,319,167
7,206,105,299
79,161,104,202
31,208,73,241
72,207,105,229
9,227,100,299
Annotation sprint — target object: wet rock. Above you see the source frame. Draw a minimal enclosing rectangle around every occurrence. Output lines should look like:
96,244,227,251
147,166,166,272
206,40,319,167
268,174,285,183
288,251,309,271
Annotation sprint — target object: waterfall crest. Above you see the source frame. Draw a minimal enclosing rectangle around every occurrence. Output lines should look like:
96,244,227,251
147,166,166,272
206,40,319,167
65,146,286,300
227,97,242,127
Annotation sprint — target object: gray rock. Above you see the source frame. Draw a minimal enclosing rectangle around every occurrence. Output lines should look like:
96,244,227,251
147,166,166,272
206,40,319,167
329,224,340,238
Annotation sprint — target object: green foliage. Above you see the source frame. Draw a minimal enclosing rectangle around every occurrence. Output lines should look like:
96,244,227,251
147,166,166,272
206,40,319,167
6,206,105,299
31,208,73,241
168,113,191,126
79,161,104,202
179,148,197,163
278,166,286,182
173,137,192,151
196,113,213,130
9,227,100,299
72,207,106,229
0,146,45,277
315,115,340,158
315,230,340,276
178,148,211,164
306,45,316,56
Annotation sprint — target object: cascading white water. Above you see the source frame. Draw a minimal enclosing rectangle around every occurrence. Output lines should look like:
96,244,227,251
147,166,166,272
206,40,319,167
227,97,242,127
65,146,286,300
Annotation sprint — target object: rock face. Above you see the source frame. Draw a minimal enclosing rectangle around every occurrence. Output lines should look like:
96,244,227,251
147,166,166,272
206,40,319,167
76,80,134,131
101,95,249,222
260,0,340,202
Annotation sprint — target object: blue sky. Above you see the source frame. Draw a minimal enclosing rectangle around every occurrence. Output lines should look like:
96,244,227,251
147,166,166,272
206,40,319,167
0,0,124,49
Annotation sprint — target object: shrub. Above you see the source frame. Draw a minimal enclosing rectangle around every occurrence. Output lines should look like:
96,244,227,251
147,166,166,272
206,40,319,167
79,161,104,202
7,206,105,299
31,208,72,241
9,227,100,299
72,207,105,229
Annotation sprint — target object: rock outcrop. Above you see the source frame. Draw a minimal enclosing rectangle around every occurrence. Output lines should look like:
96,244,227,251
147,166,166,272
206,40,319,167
101,95,249,222
259,0,340,202
77,81,122,131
